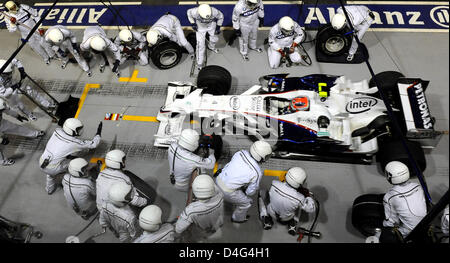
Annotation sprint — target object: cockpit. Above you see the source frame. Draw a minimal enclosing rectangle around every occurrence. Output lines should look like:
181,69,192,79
264,96,310,115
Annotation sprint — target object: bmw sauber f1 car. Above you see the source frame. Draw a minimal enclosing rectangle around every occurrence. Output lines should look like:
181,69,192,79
154,66,442,169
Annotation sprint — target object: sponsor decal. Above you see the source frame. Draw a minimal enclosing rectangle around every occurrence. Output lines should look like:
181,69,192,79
251,96,263,112
1,2,447,31
229,96,240,110
408,82,433,129
345,97,378,114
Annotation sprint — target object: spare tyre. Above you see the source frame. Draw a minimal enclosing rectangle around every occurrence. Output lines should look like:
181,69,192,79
316,25,352,57
197,65,232,95
186,32,197,51
351,194,385,237
150,40,183,70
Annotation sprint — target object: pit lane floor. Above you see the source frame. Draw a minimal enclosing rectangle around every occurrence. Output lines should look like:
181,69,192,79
0,27,448,243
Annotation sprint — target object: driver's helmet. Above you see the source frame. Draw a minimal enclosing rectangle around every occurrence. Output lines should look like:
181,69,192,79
290,96,310,111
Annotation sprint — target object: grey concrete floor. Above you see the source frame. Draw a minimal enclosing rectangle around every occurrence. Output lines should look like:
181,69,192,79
0,27,448,243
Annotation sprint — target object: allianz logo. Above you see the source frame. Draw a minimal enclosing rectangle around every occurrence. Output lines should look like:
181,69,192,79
346,97,378,114
430,6,449,29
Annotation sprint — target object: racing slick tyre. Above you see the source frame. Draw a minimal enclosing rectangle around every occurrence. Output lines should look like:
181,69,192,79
197,65,232,95
369,71,405,109
316,25,352,57
376,139,426,176
351,194,385,237
150,40,183,70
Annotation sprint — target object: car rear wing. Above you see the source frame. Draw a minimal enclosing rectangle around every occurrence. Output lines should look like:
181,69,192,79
398,78,443,148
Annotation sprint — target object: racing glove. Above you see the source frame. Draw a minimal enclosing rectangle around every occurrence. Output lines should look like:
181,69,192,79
18,67,26,80
11,83,21,91
10,17,16,24
258,17,264,27
278,49,286,57
72,42,80,53
215,25,221,35
57,48,67,57
96,121,103,136
191,23,198,32
112,60,120,73
16,115,28,122
38,28,45,36
234,29,242,37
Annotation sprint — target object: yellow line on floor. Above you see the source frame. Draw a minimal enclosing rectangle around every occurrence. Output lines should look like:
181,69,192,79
119,70,148,83
264,169,287,181
75,84,100,119
90,158,106,171
121,115,158,122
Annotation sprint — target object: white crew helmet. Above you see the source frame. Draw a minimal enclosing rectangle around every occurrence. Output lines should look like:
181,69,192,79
246,0,258,8
63,118,83,136
90,36,107,51
105,149,126,169
250,141,272,162
331,13,346,30
47,28,64,45
178,129,199,152
139,205,162,232
198,4,212,19
0,98,7,111
68,158,89,178
279,16,295,35
385,161,410,185
0,59,13,73
146,29,161,46
5,1,17,12
119,29,133,43
192,174,216,199
108,182,132,207
285,167,307,189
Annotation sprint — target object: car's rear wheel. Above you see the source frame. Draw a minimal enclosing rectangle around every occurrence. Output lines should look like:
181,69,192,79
150,40,183,69
369,71,405,109
351,194,385,237
376,139,426,175
197,65,232,95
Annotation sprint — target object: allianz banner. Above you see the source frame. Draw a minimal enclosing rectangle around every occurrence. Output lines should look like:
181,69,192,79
0,1,448,32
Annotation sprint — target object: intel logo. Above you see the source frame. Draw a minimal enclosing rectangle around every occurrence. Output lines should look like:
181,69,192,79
346,97,378,114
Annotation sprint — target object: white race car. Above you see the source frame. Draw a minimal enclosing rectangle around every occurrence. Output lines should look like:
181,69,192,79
154,66,441,170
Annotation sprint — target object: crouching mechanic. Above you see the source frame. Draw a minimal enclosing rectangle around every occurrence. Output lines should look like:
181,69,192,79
232,0,264,61
146,13,194,57
1,133,13,166
62,158,97,220
44,26,91,76
331,5,375,61
39,118,102,195
99,182,140,243
216,141,272,223
3,1,55,64
382,161,427,240
258,167,316,235
268,16,306,69
175,174,224,242
80,26,121,76
168,129,216,191
187,4,224,70
1,58,57,121
96,149,148,211
115,29,148,66
134,205,175,243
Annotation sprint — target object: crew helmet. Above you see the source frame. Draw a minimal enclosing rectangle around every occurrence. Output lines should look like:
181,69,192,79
139,205,162,232
250,141,272,162
385,161,410,185
90,36,107,51
47,28,64,44
285,167,307,189
198,4,212,19
331,13,346,30
146,29,161,46
63,118,83,136
5,1,17,12
108,182,132,207
105,149,126,169
279,16,295,35
119,29,133,43
178,129,200,152
68,158,89,178
192,174,216,199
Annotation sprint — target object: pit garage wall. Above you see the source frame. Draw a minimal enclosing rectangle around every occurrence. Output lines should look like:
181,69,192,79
0,1,448,32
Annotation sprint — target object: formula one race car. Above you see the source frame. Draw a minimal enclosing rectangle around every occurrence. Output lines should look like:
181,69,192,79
154,66,442,172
